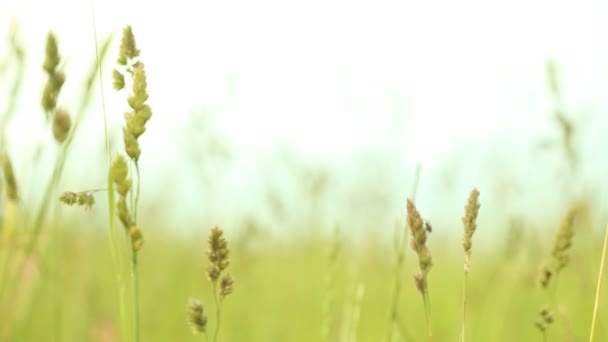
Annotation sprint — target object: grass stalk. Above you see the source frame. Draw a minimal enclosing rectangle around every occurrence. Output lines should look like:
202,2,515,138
385,164,420,342
422,282,433,342
589,223,608,342
132,251,141,342
212,282,222,342
461,271,468,342
88,4,130,340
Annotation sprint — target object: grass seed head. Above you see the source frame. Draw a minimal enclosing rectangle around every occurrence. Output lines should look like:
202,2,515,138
117,197,132,228
123,127,141,161
43,32,60,74
462,188,480,272
407,199,432,274
110,155,128,183
112,69,125,90
207,226,230,283
60,191,95,210
52,109,71,143
130,226,144,252
117,25,140,66
539,265,553,288
1,152,18,201
111,155,134,229
41,32,65,115
552,207,576,272
413,272,425,295
220,274,234,298
186,298,208,334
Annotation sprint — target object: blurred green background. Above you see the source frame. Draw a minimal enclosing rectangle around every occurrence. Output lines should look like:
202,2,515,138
1,0,608,341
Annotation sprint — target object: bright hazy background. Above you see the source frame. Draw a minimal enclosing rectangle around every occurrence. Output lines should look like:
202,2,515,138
2,0,608,238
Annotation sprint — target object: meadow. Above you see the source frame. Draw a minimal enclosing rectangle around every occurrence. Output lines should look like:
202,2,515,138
0,22,607,342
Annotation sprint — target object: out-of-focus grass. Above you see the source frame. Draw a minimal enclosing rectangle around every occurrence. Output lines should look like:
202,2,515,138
0,20,606,342
3,221,605,342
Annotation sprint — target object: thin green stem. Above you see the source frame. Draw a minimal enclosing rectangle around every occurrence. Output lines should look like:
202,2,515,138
132,251,141,342
0,204,18,307
385,164,421,342
212,282,222,342
422,278,433,342
589,223,608,342
460,271,469,342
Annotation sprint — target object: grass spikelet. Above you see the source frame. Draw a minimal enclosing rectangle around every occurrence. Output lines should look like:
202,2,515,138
460,187,480,342
122,63,151,162
187,298,208,335
206,226,234,342
462,188,480,272
551,207,576,273
52,109,71,143
59,191,96,210
41,32,65,118
535,206,577,338
1,150,18,243
220,274,234,298
207,227,230,282
1,151,18,201
117,26,139,66
406,198,433,341
110,155,137,247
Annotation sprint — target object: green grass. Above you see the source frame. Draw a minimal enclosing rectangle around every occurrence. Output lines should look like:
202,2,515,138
0,21,607,342
0,224,605,341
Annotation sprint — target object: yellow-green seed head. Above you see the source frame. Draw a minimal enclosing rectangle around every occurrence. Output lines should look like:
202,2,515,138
41,71,65,114
137,105,152,121
76,192,95,209
117,197,132,228
130,226,144,252
112,69,125,90
552,207,576,272
413,272,425,295
407,199,432,274
41,81,56,113
462,188,480,252
59,191,77,205
43,32,60,74
41,32,65,115
220,274,234,297
116,178,132,197
125,111,147,138
60,191,95,210
110,155,128,183
1,152,18,201
117,25,139,65
207,265,220,282
128,63,149,110
207,227,230,282
539,265,553,288
52,109,71,143
123,127,141,161
186,298,208,334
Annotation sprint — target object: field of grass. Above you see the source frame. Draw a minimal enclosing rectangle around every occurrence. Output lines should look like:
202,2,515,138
1,21,607,342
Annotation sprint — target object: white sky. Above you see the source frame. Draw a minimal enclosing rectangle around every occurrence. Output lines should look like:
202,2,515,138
1,0,608,237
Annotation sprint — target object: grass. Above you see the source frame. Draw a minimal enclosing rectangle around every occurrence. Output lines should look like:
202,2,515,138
0,21,607,342
0,227,606,341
